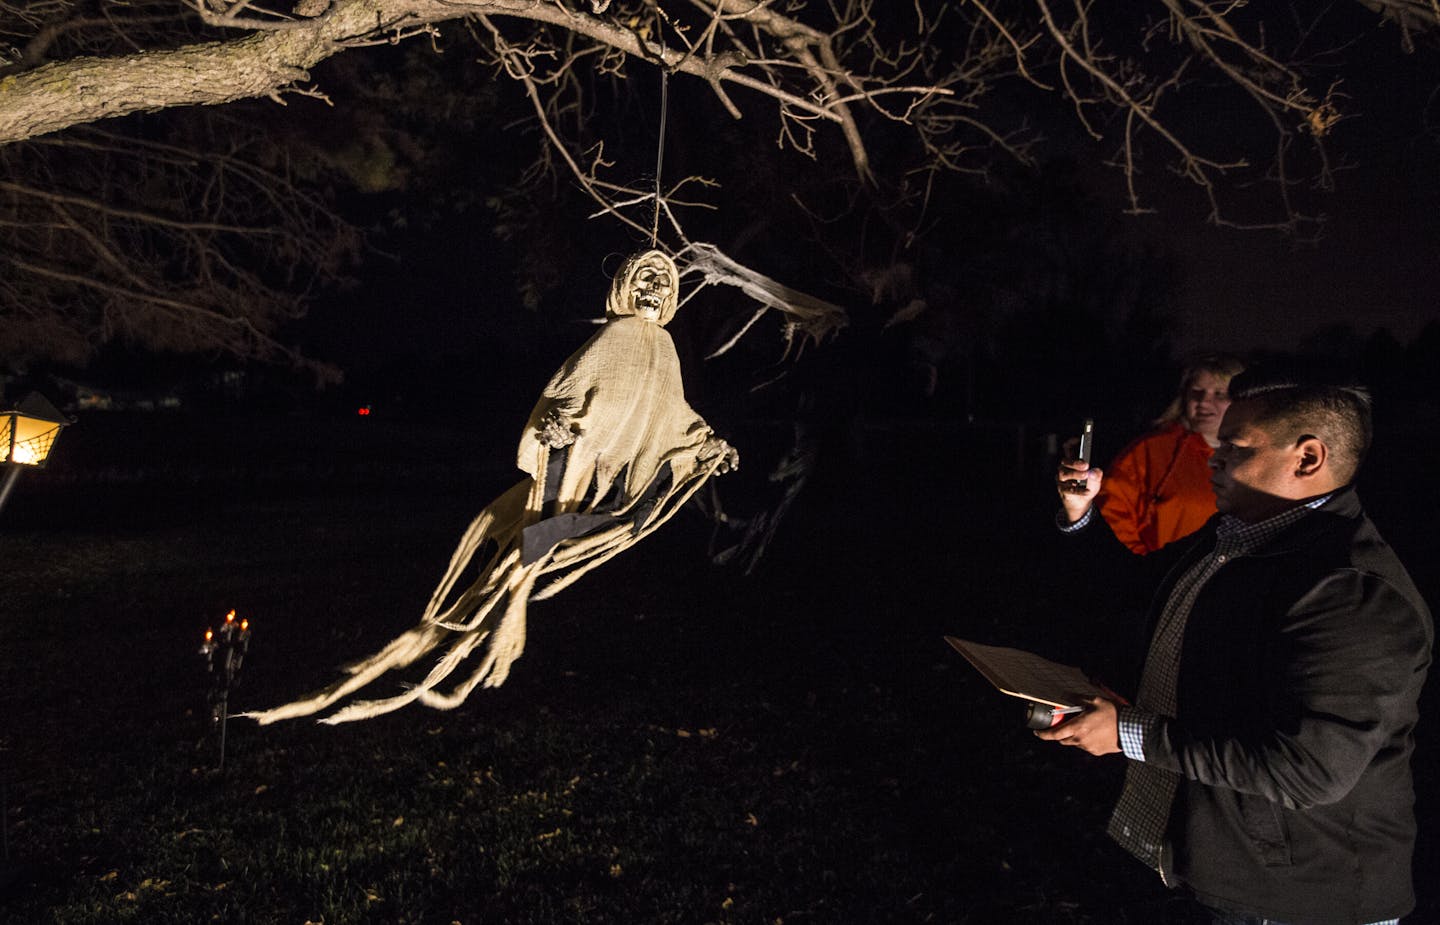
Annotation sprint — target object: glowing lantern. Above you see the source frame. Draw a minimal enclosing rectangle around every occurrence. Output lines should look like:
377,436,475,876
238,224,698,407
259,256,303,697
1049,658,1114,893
0,392,72,516
2,392,68,467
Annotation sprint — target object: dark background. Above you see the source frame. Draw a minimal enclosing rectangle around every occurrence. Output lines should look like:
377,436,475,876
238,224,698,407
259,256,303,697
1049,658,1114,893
1,386,1436,921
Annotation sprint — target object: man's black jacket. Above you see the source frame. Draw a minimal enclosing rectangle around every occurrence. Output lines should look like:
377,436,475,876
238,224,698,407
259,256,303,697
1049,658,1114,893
1119,487,1433,924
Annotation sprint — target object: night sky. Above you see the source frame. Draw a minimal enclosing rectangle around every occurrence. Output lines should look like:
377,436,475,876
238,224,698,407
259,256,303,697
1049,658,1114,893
1064,31,1440,360
1155,147,1440,355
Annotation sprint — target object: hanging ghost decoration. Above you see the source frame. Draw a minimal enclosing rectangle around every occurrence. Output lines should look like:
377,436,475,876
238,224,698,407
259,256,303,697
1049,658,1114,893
247,249,737,724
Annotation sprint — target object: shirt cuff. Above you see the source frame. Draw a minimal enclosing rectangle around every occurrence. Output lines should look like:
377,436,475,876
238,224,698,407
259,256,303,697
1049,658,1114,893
1117,705,1156,761
1056,506,1093,533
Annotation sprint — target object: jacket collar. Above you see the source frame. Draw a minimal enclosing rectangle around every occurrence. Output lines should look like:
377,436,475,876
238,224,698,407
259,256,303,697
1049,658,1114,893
1179,484,1362,565
1223,484,1362,559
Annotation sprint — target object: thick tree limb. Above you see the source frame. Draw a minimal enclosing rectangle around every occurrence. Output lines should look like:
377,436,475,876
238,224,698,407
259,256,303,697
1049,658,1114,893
0,0,951,188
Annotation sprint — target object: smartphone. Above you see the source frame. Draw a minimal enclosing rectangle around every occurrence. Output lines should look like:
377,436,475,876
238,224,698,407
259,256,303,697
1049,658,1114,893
1061,418,1095,494
1077,418,1094,465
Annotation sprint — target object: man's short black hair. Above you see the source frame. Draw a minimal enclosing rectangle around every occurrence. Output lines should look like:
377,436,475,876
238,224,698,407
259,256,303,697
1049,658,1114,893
1228,367,1373,484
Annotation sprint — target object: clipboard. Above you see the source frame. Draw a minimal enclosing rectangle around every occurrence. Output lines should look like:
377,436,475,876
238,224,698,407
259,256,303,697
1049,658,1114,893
943,635,1102,711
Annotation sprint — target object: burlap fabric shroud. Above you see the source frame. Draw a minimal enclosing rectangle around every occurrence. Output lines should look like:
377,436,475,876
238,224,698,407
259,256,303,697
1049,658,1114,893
247,250,734,724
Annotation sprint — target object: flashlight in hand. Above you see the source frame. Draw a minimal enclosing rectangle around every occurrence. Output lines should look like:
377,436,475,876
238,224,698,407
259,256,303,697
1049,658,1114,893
1024,701,1084,729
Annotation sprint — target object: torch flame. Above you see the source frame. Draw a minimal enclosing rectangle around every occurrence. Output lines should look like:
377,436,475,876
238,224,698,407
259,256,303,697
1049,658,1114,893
240,619,249,632
205,628,214,642
225,610,236,624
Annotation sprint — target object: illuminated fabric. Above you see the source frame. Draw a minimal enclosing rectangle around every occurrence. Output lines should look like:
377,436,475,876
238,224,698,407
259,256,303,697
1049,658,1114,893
1097,423,1216,554
247,250,735,724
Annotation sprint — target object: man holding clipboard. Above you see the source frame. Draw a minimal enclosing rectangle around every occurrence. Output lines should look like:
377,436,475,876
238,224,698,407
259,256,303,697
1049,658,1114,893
1032,370,1432,925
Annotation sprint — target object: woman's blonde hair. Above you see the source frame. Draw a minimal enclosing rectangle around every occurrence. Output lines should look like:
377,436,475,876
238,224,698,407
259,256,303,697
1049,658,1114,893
1154,352,1248,427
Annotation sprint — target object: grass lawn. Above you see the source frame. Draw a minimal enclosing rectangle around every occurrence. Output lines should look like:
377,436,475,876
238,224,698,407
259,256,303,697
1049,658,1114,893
1,411,1435,924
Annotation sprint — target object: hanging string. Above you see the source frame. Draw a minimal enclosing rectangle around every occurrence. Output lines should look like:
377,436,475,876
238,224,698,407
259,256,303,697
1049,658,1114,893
651,63,669,248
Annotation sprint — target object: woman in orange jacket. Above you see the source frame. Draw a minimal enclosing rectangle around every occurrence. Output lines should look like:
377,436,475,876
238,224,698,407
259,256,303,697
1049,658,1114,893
1096,354,1246,554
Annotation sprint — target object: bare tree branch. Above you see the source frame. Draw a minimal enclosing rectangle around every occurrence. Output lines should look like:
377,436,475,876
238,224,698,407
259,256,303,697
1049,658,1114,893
1,0,1435,371
0,119,356,373
0,0,955,195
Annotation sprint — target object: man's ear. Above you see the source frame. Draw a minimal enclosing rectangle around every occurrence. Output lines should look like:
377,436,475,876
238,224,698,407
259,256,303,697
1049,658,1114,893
1294,435,1327,479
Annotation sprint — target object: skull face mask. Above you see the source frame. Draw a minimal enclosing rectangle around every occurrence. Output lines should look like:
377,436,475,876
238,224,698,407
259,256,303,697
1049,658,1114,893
631,256,675,321
606,249,680,325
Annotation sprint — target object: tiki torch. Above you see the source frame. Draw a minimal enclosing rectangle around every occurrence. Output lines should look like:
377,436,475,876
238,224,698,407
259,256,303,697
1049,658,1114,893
200,610,251,771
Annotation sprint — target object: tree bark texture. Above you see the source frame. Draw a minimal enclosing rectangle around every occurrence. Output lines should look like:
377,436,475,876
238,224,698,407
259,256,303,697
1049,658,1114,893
0,0,854,148
0,0,476,145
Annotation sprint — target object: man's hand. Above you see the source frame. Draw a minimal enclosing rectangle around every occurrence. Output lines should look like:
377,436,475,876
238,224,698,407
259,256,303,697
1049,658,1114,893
1056,438,1103,524
1034,697,1121,756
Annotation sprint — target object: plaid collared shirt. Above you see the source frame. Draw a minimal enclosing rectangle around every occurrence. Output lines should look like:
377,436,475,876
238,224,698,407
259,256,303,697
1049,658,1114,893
1107,496,1331,882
